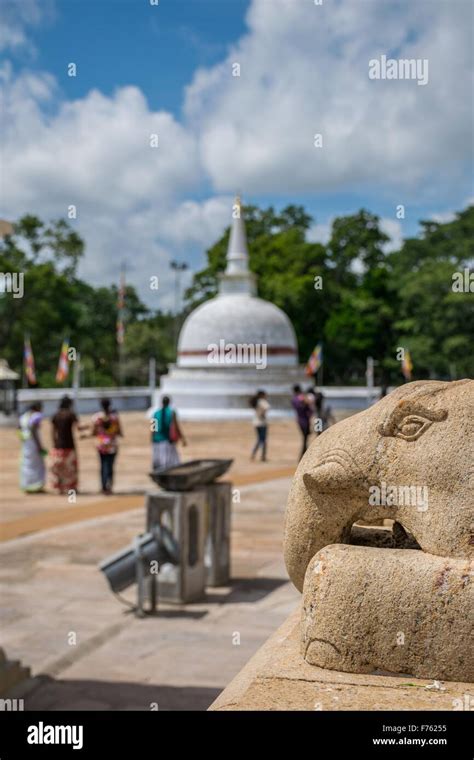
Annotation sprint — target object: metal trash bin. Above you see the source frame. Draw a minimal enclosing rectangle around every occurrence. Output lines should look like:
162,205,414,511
146,490,207,603
203,481,231,586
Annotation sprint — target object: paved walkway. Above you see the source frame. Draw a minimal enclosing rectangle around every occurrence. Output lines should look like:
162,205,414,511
0,477,299,710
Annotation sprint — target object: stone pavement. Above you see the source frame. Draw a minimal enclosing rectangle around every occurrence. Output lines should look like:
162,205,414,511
0,477,299,710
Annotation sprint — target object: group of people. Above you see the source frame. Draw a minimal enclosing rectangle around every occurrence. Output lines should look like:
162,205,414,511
18,387,334,493
249,385,334,462
19,396,123,495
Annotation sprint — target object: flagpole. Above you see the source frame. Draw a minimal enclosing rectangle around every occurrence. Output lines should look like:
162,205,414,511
22,335,26,389
316,343,323,388
119,340,124,388
118,263,126,388
73,352,81,405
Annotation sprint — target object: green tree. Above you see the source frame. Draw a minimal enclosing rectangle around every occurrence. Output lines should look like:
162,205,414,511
390,206,474,379
0,216,175,386
324,210,397,383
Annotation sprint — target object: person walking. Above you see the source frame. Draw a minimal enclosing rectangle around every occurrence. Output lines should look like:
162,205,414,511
91,398,123,494
291,385,312,460
151,396,186,471
18,402,47,493
50,395,82,494
250,389,270,462
306,386,317,415
314,391,336,432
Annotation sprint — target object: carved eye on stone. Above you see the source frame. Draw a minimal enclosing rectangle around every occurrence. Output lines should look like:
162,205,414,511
394,415,431,441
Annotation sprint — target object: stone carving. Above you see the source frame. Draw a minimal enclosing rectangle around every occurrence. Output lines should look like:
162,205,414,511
284,380,474,681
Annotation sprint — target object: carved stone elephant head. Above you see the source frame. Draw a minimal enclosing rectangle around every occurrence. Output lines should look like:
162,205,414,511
284,379,474,592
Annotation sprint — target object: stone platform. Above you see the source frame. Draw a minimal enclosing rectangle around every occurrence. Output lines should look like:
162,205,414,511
209,607,473,711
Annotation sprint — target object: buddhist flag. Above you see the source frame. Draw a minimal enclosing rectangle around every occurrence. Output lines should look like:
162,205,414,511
23,335,37,386
56,338,70,383
116,269,125,345
306,343,323,376
401,349,413,381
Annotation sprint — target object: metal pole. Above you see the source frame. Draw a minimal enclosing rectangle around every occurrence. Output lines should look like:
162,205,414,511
135,536,145,618
118,263,126,387
148,357,156,393
73,352,81,406
174,266,179,349
119,341,124,388
170,261,188,354
366,356,374,407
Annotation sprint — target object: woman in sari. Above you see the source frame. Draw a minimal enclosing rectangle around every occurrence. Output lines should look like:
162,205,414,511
19,402,47,493
50,395,81,494
151,396,186,471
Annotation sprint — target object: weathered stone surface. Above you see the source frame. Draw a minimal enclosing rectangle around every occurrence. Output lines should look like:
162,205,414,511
284,379,474,593
283,379,473,684
209,607,473,710
301,545,474,682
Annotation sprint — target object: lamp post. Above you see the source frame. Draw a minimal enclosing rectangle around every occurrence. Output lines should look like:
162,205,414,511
170,260,188,352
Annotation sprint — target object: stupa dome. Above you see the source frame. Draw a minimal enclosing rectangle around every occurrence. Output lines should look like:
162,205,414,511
178,293,298,368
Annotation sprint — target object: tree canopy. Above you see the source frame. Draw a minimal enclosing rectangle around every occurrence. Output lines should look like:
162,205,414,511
0,204,472,387
185,204,474,383
0,216,174,387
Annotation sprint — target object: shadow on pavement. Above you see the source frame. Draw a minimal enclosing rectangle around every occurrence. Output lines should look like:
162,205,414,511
24,676,222,711
206,576,288,605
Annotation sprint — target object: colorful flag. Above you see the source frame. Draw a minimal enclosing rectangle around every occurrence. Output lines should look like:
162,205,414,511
116,269,125,345
401,349,413,381
23,335,37,386
306,343,323,376
56,338,70,383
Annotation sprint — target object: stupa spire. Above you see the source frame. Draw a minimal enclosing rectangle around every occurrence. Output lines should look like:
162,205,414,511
225,195,250,276
219,195,256,296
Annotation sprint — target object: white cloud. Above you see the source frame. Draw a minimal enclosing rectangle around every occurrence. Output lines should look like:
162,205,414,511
1,66,200,215
0,0,54,54
380,218,404,252
430,210,457,224
185,0,473,198
307,220,332,246
1,0,471,309
0,64,225,308
157,196,232,247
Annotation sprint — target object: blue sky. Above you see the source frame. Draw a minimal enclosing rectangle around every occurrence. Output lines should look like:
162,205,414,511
29,0,251,118
1,0,473,308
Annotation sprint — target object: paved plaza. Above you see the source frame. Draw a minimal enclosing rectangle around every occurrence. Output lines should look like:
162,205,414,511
1,413,306,709
0,475,298,710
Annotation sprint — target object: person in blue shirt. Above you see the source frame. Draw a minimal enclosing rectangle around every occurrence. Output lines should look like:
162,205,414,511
151,396,186,471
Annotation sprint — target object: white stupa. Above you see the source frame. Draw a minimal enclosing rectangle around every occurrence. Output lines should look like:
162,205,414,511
157,197,306,419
